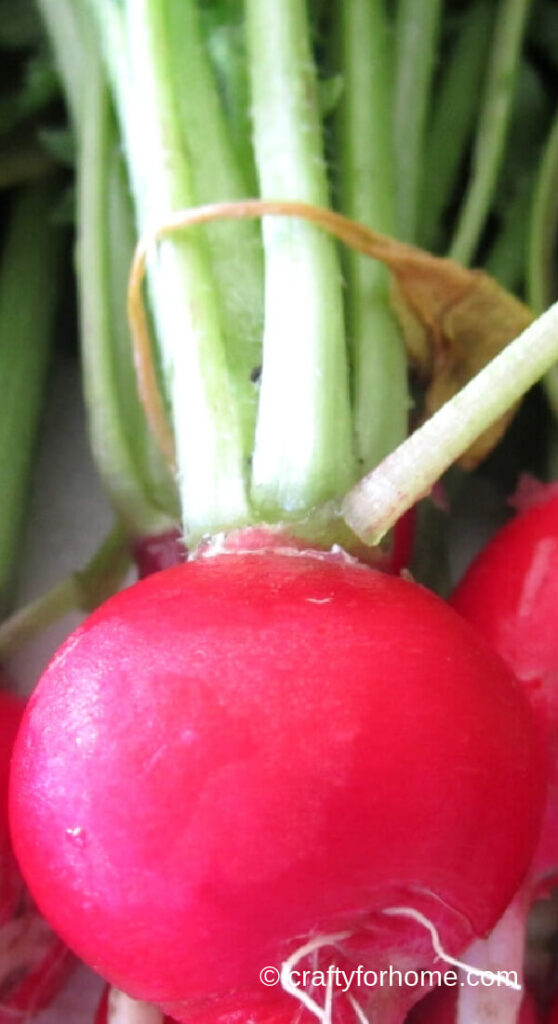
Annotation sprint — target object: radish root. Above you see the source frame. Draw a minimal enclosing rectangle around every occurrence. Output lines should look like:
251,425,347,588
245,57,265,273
280,931,352,1024
382,907,522,991
106,987,164,1024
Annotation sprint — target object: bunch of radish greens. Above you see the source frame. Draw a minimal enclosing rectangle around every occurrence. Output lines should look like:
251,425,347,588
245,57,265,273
3,1,558,1024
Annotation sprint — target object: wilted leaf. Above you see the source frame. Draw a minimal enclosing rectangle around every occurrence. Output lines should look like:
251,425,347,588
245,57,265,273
387,250,533,468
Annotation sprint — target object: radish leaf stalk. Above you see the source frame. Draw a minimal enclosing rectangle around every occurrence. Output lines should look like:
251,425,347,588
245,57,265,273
37,0,179,540
342,300,558,544
335,0,408,472
449,0,533,265
0,185,61,610
393,0,442,243
529,105,558,422
0,524,130,658
420,0,494,250
529,105,558,314
88,0,252,542
245,0,356,516
162,0,264,453
78,59,178,534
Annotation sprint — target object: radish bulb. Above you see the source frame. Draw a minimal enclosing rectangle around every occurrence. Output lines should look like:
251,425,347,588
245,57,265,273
0,682,74,1021
450,488,558,1024
0,686,23,925
10,549,544,1024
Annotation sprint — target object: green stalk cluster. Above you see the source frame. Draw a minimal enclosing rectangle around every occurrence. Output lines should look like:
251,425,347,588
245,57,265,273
32,0,558,556
37,0,178,541
75,0,409,543
0,185,60,610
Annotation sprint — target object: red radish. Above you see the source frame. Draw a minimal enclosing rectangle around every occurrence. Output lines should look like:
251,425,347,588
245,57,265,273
10,547,544,1024
0,684,24,925
449,488,558,1024
451,489,558,889
547,992,558,1024
0,682,74,1021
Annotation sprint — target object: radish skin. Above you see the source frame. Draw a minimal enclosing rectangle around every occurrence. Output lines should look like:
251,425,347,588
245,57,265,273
0,683,74,1020
9,549,545,1023
450,490,558,1024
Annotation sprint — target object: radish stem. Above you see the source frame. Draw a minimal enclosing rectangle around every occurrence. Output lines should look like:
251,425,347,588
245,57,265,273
78,58,177,534
393,0,442,242
449,0,532,265
165,0,264,453
420,0,494,250
245,0,356,515
342,300,558,544
0,185,60,611
0,524,130,657
335,0,408,471
529,106,558,420
38,0,178,537
89,0,252,541
529,105,558,313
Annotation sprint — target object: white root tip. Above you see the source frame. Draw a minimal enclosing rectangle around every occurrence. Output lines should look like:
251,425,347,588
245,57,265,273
382,907,522,991
280,931,351,1024
107,988,164,1024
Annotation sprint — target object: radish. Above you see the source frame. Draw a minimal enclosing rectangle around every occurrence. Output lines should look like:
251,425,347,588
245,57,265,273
0,682,74,1021
449,488,558,1023
547,993,558,1024
10,545,544,1024
0,683,24,926
451,488,558,889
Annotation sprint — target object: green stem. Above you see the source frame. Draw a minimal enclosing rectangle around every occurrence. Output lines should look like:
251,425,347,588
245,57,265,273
529,105,558,425
420,0,494,250
483,174,532,291
0,524,130,657
393,0,442,242
164,0,263,455
197,1,258,195
342,300,558,544
104,134,179,522
528,105,558,313
38,0,177,538
93,0,251,541
449,0,532,265
35,0,88,126
335,0,408,472
78,56,176,535
245,0,355,515
0,185,60,610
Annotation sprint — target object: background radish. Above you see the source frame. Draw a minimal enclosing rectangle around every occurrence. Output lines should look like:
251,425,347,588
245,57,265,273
0,682,24,926
10,549,544,1024
5,3,558,1024
0,682,74,1021
546,992,558,1024
449,488,558,1022
451,489,558,889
